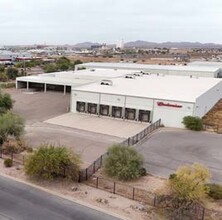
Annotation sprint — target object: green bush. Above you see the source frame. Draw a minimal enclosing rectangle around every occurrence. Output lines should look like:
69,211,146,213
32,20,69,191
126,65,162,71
206,183,222,200
139,167,147,176
24,144,81,180
6,67,19,80
0,72,8,82
0,92,14,114
4,158,13,167
104,144,144,181
169,173,177,180
182,116,203,131
0,82,16,89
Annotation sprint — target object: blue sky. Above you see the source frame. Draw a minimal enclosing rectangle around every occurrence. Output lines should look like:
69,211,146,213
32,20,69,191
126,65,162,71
0,0,222,44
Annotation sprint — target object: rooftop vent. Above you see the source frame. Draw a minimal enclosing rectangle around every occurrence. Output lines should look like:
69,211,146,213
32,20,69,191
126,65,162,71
142,72,150,75
125,74,135,79
134,72,143,77
100,80,113,86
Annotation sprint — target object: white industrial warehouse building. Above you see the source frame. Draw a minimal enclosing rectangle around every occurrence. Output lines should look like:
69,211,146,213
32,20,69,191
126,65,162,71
76,62,221,78
16,69,131,94
71,74,222,128
16,62,222,128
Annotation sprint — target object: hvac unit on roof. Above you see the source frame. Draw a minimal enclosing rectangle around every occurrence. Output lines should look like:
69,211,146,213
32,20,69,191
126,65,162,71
100,80,113,86
134,72,143,77
125,74,135,79
142,72,150,75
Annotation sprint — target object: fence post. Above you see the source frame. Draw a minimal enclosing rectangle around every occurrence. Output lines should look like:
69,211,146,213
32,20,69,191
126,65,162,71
113,182,116,194
100,155,103,167
11,152,13,162
78,171,81,183
0,149,2,158
96,177,99,188
86,168,88,181
201,207,205,220
93,161,96,173
153,194,156,207
132,187,135,200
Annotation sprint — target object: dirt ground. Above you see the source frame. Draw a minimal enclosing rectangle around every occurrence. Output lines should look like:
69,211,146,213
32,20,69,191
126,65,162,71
0,161,167,220
4,89,123,167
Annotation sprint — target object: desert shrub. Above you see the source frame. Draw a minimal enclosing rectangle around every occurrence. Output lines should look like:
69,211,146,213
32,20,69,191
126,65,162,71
2,137,28,154
6,67,19,80
0,92,14,114
169,163,210,211
4,158,13,167
0,72,8,82
139,167,147,176
104,144,144,181
26,146,33,153
0,112,25,144
169,173,177,180
0,82,16,89
206,183,222,200
24,144,81,180
182,116,203,131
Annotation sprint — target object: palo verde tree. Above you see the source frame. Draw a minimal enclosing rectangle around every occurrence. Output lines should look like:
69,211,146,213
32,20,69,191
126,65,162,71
24,144,81,180
104,144,144,181
168,163,210,217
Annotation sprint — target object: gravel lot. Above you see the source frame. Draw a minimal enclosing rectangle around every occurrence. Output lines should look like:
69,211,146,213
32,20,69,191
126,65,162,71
137,128,222,183
5,89,123,167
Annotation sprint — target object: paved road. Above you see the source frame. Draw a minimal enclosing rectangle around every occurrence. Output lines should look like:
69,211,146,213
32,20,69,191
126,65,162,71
137,129,222,183
0,175,121,220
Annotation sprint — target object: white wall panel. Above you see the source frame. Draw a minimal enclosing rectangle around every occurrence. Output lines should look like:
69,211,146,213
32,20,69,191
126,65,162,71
195,82,222,117
152,100,194,128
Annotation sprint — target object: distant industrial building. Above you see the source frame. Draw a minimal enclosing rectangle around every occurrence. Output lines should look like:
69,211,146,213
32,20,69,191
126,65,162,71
76,62,221,78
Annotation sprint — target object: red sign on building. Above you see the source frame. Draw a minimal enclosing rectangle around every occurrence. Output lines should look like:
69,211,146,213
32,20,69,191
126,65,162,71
157,102,182,108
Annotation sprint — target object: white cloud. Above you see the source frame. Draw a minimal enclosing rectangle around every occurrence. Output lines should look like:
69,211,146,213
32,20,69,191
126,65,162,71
0,0,222,44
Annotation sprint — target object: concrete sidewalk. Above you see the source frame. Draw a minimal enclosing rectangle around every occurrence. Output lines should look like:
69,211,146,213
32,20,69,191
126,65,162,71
45,113,148,138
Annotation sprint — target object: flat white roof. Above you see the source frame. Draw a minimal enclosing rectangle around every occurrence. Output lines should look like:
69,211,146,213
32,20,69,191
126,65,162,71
77,62,219,73
16,69,132,86
73,75,222,103
188,61,222,68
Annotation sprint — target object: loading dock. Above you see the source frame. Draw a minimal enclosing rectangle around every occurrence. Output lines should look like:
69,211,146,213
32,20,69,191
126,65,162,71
88,103,97,114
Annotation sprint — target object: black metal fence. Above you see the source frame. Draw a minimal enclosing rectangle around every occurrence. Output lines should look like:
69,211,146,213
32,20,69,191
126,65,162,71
78,119,161,182
87,176,156,206
86,176,222,220
121,119,161,146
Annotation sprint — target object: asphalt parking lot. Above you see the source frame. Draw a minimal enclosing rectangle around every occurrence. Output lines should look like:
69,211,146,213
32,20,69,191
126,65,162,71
137,129,222,183
5,89,123,167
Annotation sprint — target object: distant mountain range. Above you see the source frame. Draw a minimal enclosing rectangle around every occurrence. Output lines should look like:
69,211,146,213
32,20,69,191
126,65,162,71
74,41,222,49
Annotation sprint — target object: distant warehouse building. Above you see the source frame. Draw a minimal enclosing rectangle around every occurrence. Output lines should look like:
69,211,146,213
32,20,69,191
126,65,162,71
76,62,221,78
71,74,222,128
